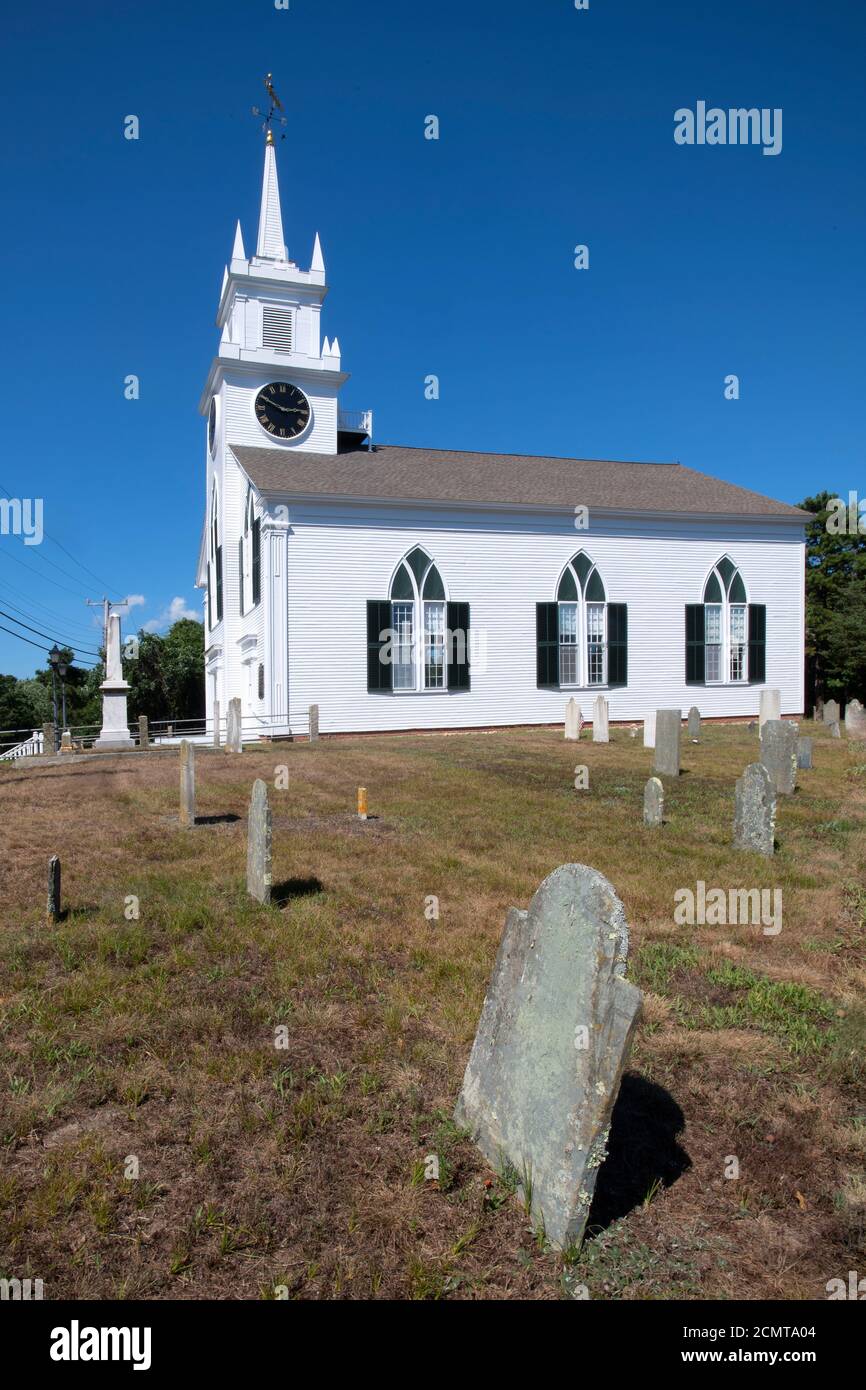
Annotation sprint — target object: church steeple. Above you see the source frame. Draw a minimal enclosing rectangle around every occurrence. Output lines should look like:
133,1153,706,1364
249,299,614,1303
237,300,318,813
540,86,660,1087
256,131,287,262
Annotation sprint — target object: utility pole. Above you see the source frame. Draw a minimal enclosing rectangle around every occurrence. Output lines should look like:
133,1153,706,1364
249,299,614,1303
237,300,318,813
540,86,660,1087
86,597,131,663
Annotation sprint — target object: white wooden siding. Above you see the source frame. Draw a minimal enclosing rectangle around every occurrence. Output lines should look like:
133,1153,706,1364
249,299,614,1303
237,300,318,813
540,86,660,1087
281,503,805,733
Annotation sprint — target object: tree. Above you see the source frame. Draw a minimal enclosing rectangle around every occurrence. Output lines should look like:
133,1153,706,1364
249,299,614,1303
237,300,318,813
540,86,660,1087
798,490,866,706
126,619,204,721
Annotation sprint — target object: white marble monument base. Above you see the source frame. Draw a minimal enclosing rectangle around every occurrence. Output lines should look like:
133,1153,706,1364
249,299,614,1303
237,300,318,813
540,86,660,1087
94,686,134,749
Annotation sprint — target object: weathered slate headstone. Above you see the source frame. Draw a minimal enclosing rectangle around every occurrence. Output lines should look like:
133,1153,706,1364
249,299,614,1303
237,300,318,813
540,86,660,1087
797,736,812,770
246,779,272,904
454,863,641,1250
309,703,320,743
47,855,61,923
845,699,866,740
813,697,824,723
643,711,656,749
138,715,149,750
226,697,242,753
687,706,701,741
759,688,781,728
592,696,609,744
823,699,840,726
643,776,664,827
760,719,797,795
564,698,582,742
830,720,841,739
733,763,776,856
653,710,681,777
213,699,221,748
179,740,196,828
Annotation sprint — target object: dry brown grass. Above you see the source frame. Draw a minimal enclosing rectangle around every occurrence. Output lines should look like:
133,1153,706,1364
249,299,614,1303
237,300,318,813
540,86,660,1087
0,720,864,1300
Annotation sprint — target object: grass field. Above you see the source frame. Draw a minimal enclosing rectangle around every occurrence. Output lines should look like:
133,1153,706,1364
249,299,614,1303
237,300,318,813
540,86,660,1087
1,721,864,1300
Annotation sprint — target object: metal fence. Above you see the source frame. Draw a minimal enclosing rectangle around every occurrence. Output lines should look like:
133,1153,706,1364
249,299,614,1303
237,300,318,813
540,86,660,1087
0,707,315,760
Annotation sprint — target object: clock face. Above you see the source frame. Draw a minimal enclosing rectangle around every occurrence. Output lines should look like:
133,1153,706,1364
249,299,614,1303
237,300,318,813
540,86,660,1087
255,382,311,440
208,398,217,456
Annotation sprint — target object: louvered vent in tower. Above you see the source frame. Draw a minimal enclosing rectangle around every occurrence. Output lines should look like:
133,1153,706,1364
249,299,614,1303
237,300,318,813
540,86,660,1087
262,306,293,353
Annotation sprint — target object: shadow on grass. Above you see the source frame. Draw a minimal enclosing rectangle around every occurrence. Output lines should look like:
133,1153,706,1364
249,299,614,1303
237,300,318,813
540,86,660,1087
272,876,324,907
194,814,241,826
585,1073,690,1237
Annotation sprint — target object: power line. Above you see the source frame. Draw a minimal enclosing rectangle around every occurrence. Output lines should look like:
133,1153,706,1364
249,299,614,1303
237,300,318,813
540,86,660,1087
0,479,123,597
0,581,104,638
0,620,98,667
0,542,98,599
0,607,101,657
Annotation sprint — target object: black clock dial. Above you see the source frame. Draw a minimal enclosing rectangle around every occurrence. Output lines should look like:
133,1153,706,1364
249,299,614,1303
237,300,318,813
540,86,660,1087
208,398,217,455
255,382,311,440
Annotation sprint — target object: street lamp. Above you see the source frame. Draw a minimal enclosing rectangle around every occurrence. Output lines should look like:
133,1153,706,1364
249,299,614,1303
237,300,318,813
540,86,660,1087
48,647,71,746
48,645,60,750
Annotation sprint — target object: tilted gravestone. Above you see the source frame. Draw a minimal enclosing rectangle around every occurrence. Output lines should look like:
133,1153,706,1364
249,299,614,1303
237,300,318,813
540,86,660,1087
564,698,582,742
226,698,243,753
643,776,664,827
829,720,841,739
845,699,866,740
47,855,61,923
643,712,656,749
179,740,196,828
454,863,641,1250
797,736,812,770
733,763,776,856
760,719,797,795
246,779,273,905
687,706,701,741
653,710,681,777
823,699,840,726
592,696,609,744
759,688,781,728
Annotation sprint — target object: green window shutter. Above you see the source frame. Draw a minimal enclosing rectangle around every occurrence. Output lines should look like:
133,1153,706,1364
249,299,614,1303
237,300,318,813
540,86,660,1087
252,519,261,606
446,601,470,691
215,545,223,623
685,604,706,684
367,600,393,693
238,537,244,616
748,604,766,684
536,602,559,688
607,603,627,687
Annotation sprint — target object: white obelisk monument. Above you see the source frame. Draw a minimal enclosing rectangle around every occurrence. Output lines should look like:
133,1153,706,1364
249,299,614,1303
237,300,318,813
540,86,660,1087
94,612,134,749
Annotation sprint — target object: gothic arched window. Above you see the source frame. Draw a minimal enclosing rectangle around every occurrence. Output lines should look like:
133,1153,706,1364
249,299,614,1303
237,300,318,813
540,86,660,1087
556,552,608,687
389,547,447,691
702,557,748,683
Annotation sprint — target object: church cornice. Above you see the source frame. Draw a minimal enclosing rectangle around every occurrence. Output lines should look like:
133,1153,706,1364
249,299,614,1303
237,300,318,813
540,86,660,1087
198,356,349,413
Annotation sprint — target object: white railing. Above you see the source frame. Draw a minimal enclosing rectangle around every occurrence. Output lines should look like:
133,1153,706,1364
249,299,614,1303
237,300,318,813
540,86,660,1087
338,409,373,439
0,729,43,761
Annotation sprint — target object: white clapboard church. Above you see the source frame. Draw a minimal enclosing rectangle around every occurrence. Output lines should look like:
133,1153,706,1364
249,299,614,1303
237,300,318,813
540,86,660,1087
196,134,806,736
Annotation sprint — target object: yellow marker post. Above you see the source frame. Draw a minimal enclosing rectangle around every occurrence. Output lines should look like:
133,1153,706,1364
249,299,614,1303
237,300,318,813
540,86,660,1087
357,786,368,820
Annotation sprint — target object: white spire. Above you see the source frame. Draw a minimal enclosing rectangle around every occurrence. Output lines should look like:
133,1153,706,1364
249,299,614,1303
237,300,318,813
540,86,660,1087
311,232,325,276
256,133,287,261
231,220,246,262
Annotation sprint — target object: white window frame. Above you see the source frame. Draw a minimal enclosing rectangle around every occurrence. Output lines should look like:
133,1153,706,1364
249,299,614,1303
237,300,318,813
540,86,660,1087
556,557,608,688
703,563,749,686
389,551,449,695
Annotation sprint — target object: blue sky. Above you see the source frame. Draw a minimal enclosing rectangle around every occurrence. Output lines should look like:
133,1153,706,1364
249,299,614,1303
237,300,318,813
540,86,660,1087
0,0,863,676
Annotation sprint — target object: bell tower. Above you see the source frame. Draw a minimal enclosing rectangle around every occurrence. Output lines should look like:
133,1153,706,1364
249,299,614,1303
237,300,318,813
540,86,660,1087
199,124,371,455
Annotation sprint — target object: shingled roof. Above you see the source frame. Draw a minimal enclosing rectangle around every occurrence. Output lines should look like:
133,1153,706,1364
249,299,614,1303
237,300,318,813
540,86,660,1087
229,444,807,519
